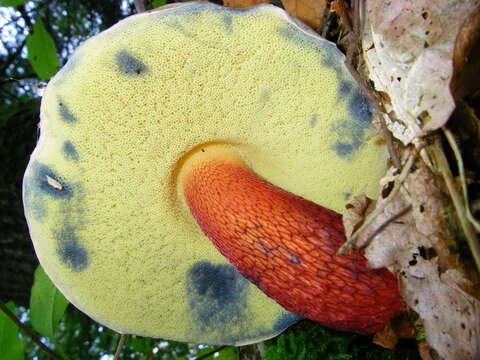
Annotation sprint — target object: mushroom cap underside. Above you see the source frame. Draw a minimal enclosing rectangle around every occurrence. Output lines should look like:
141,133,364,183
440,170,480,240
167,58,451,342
23,2,386,345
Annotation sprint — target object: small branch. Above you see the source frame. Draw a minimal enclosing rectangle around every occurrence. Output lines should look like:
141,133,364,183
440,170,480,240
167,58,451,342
379,115,402,169
0,73,37,84
17,4,33,29
134,0,147,13
432,134,480,272
338,150,417,254
0,302,66,360
443,128,480,232
359,205,412,248
114,334,127,360
194,346,228,360
0,38,27,74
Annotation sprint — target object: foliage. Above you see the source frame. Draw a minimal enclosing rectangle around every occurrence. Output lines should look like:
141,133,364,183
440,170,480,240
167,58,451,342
0,0,132,102
0,0,27,6
0,302,24,360
195,346,237,360
264,321,420,360
152,0,167,8
0,0,427,359
17,266,211,359
21,300,195,359
25,18,59,80
29,266,69,338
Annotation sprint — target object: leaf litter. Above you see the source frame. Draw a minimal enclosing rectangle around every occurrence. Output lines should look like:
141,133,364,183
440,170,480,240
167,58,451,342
222,0,480,358
338,1,480,359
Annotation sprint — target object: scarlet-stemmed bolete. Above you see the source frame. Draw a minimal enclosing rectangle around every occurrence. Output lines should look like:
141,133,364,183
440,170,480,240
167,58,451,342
23,2,404,345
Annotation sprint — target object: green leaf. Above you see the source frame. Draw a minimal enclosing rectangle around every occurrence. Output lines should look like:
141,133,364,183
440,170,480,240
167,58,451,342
53,343,70,360
151,0,166,8
415,330,426,341
195,347,218,359
0,0,28,6
26,19,59,80
195,347,236,360
129,336,148,353
0,302,24,360
30,266,69,338
216,347,237,360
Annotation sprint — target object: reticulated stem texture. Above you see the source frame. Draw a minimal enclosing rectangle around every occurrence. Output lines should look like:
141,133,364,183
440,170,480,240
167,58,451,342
181,146,405,334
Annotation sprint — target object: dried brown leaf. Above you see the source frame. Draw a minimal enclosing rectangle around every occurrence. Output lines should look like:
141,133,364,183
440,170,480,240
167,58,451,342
418,341,440,360
281,0,327,30
451,4,480,100
342,195,375,239
390,314,416,339
361,0,479,144
373,321,398,350
223,0,269,9
330,0,352,31
362,159,480,359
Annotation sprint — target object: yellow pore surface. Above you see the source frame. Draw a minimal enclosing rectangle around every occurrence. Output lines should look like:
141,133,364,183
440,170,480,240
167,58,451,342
23,3,386,345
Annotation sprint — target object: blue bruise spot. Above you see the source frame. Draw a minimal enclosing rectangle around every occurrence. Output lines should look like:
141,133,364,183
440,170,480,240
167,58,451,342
331,90,374,159
334,142,355,157
331,118,366,159
343,192,352,200
159,3,262,39
52,52,81,86
116,50,148,75
223,14,233,33
163,19,195,37
186,261,249,334
23,162,88,272
339,80,353,98
348,90,373,128
273,312,303,332
310,113,318,127
59,100,77,124
23,162,73,222
55,225,89,272
29,162,72,199
22,176,47,222
260,89,271,102
169,1,249,18
278,23,325,52
278,22,344,79
62,141,79,161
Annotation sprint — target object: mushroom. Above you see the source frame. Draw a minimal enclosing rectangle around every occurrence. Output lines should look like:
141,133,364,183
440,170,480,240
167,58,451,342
23,2,404,345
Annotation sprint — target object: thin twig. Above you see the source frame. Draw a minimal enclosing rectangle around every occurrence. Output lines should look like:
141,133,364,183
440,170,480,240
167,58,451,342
114,334,127,360
134,0,147,13
432,135,480,272
345,0,360,67
17,4,33,29
359,205,412,248
194,346,228,360
0,302,66,360
443,128,480,232
380,116,402,169
338,150,417,254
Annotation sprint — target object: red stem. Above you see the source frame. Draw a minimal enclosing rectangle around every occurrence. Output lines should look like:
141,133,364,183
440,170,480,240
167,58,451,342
182,156,404,334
